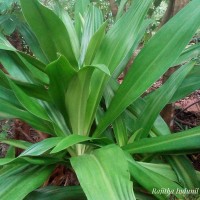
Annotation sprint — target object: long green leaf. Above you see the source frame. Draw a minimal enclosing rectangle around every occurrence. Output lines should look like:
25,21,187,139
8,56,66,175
74,0,90,40
89,0,153,138
79,5,103,65
0,85,22,108
17,23,48,64
0,50,31,82
84,21,107,65
94,0,200,137
53,2,80,63
46,55,76,118
13,81,50,102
174,43,200,66
0,156,60,166
19,137,64,157
0,50,49,86
93,0,153,73
115,0,128,21
127,156,183,200
123,126,200,154
165,155,200,188
65,66,109,136
65,67,94,135
50,135,94,154
0,164,54,200
170,65,200,102
0,99,54,134
138,162,178,183
112,19,152,78
20,0,78,66
0,33,15,51
152,115,171,136
133,62,194,138
0,138,32,149
71,145,135,200
104,78,128,146
8,79,51,121
24,186,86,200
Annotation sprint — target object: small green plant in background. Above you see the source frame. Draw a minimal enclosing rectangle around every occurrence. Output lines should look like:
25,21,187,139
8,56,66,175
0,0,200,199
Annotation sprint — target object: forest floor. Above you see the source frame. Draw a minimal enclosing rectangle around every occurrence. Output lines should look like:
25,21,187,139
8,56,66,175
174,91,200,171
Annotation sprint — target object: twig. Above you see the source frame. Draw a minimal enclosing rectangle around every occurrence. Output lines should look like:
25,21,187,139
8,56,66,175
17,127,34,143
175,99,200,116
174,117,196,127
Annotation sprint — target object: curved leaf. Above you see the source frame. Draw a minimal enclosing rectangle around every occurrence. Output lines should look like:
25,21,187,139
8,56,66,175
20,0,78,66
79,5,103,65
165,155,200,188
51,135,94,154
133,62,194,138
24,186,86,200
20,137,64,157
0,164,54,200
170,65,200,102
46,55,76,118
123,126,200,154
74,0,90,40
71,145,135,200
0,138,32,149
127,156,183,200
84,21,107,65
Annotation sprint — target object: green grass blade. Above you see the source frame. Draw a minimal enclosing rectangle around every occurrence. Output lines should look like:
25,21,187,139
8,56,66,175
112,19,152,78
103,78,128,146
0,85,22,108
113,115,128,147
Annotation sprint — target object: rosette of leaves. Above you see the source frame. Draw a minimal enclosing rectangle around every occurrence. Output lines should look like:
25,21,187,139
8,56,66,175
0,0,200,199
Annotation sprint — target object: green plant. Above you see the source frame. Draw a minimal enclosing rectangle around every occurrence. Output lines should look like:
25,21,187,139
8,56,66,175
0,0,200,199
